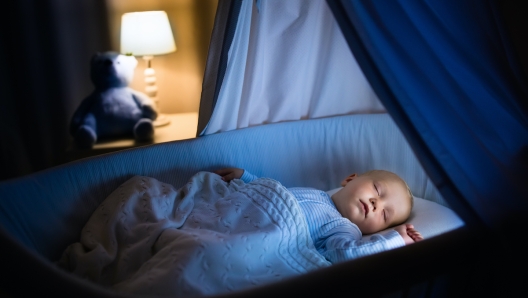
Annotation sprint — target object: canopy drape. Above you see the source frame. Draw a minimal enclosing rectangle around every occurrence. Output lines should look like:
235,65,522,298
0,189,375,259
327,0,528,295
200,0,384,135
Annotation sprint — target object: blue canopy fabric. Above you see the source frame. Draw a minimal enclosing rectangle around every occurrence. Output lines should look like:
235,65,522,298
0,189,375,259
327,0,528,231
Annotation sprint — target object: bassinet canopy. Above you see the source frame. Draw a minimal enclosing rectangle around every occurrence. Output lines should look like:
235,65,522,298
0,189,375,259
1,0,527,297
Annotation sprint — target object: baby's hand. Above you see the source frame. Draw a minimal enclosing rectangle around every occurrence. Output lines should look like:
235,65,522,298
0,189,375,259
214,168,244,182
406,225,424,242
394,224,423,245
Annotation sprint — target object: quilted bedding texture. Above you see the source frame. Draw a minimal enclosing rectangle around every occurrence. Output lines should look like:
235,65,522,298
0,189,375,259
58,172,330,297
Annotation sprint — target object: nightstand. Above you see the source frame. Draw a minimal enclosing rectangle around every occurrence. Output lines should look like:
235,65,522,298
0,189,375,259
65,112,198,161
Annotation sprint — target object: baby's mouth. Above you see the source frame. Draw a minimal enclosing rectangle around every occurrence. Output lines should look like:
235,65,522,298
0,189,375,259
361,200,369,217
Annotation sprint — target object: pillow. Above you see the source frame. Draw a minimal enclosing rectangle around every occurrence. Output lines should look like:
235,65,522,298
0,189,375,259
325,188,464,239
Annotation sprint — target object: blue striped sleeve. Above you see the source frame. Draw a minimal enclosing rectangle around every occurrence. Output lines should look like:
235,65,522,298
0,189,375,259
323,230,405,263
240,170,259,183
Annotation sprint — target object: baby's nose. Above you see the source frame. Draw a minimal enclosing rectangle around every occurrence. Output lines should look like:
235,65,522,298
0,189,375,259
370,198,377,209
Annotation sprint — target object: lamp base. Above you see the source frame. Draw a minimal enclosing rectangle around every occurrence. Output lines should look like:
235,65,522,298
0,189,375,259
154,113,171,127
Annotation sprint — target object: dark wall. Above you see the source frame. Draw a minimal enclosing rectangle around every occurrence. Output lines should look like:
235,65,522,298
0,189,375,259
0,0,111,181
498,0,528,114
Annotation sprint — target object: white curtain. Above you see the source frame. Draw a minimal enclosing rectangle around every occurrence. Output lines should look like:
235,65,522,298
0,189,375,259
201,0,384,135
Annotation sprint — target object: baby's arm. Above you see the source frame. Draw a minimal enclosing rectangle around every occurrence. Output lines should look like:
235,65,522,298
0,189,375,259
325,224,423,263
324,229,406,263
394,224,424,245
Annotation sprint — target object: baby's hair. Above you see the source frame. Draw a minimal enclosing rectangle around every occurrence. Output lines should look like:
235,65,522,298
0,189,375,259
360,169,414,218
402,178,414,211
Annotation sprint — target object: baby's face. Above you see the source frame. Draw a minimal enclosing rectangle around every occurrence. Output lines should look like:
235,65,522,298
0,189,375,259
332,171,411,234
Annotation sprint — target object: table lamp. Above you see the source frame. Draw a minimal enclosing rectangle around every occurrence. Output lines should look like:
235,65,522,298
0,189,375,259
120,11,177,127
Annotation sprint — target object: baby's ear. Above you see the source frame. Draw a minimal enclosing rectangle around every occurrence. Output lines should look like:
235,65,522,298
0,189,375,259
340,173,357,187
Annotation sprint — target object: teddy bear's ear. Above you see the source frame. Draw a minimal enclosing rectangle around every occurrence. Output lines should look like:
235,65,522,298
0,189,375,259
123,54,138,68
129,56,138,68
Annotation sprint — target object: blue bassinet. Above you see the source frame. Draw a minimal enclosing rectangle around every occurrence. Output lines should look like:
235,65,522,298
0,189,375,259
0,113,476,297
1,0,527,297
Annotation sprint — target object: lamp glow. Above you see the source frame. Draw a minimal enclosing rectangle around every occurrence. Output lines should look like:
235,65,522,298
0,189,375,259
120,11,176,127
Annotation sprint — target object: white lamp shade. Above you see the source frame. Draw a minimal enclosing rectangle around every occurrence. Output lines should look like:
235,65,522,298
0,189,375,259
120,11,177,56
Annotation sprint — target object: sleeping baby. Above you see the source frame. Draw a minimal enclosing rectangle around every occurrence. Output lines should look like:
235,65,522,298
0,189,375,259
216,167,423,263
59,167,423,297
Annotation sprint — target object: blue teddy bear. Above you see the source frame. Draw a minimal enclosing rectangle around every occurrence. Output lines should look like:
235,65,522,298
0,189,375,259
70,52,158,148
